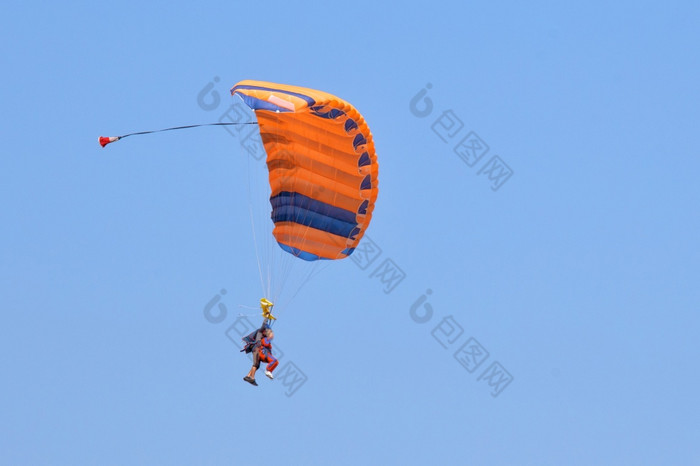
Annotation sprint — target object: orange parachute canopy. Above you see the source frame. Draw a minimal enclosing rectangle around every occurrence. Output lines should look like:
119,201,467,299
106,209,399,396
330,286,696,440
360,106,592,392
231,80,379,261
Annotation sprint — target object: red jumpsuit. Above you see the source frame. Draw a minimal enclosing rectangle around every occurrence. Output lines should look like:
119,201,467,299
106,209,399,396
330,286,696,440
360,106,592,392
255,336,278,372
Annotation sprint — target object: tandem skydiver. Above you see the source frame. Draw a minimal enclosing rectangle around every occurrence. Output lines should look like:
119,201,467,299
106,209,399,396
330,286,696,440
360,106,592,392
242,299,278,387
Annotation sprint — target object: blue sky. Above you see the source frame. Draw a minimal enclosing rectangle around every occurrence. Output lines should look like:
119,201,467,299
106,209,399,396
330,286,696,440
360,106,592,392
2,1,699,464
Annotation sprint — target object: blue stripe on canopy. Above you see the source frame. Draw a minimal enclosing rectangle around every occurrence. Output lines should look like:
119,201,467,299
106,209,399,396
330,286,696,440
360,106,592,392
278,243,326,261
270,191,357,224
232,84,316,106
237,94,294,113
270,191,358,239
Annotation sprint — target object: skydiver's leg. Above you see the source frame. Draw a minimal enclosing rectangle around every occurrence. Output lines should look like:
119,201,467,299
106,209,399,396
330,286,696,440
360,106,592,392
247,351,262,378
264,355,277,379
266,356,278,372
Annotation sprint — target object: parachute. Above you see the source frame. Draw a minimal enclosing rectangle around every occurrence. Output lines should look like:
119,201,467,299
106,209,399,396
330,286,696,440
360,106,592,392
231,80,379,262
98,80,379,316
